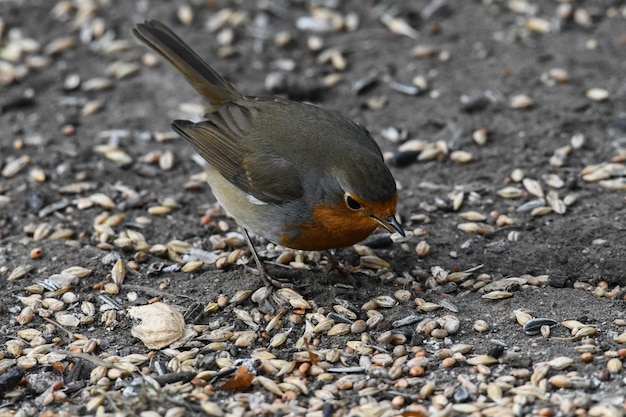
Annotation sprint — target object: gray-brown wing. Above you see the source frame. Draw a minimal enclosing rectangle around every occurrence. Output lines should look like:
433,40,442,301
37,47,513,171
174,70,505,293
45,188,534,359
171,103,304,205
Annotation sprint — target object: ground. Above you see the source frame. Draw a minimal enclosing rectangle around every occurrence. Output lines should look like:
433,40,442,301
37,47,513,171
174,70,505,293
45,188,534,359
1,0,626,416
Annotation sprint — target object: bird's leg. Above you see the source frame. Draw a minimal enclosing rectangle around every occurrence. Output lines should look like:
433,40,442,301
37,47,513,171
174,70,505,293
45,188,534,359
242,228,294,289
323,250,355,286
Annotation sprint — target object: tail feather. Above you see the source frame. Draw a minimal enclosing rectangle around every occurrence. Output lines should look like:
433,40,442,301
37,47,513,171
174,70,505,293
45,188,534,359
132,20,242,106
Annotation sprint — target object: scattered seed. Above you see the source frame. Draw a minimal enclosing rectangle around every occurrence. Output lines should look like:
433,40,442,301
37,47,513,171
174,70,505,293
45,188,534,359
509,94,533,109
380,14,418,39
482,291,513,300
497,186,523,199
2,155,30,178
586,88,609,102
523,318,558,336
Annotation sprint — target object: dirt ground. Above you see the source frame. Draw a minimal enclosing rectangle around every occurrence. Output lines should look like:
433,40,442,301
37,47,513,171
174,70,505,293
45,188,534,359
1,0,626,415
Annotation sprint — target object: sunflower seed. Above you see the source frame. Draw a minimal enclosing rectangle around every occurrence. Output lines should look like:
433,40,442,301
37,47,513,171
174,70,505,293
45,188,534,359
524,318,557,335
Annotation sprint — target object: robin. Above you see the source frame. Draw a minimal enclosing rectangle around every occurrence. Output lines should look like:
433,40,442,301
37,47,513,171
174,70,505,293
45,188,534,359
133,20,404,287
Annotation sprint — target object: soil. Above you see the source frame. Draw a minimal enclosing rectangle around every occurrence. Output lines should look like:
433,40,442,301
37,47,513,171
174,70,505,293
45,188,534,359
1,0,625,415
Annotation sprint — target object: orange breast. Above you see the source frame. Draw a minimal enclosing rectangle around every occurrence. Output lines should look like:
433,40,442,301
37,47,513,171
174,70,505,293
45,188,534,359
279,203,380,251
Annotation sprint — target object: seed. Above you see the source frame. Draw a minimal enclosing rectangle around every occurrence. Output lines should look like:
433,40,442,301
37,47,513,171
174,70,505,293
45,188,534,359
410,45,436,58
33,222,53,241
327,323,351,337
431,329,448,339
549,68,570,83
443,316,460,334
585,88,609,101
514,310,533,326
399,139,430,153
312,318,334,334
415,300,441,312
229,290,252,305
614,333,626,344
30,248,43,259
82,100,104,116
106,61,140,80
256,375,283,396
373,295,398,308
29,167,46,182
524,17,551,33
17,329,41,342
6,339,24,357
318,48,346,72
159,150,174,171
523,318,558,336
95,145,133,165
509,94,533,109
351,320,367,333
497,186,523,199
466,355,497,366
547,191,566,214
415,241,430,257
104,283,119,295
542,174,565,189
418,147,444,161
562,320,586,330
267,331,288,348
574,326,597,338
531,206,552,217
457,222,494,235
549,375,570,388
381,14,419,39
482,291,512,300
510,168,525,182
450,150,473,163
570,133,585,149
9,265,34,281
451,191,464,211
63,266,92,278
176,4,194,25
44,37,75,55
16,306,34,325
522,178,544,198
473,320,489,332
459,211,487,221
182,261,203,273
563,194,578,206
148,206,171,216
359,255,390,270
56,314,80,327
472,128,488,145
61,292,78,304
548,356,574,370
82,77,113,91
607,358,622,373
111,259,125,285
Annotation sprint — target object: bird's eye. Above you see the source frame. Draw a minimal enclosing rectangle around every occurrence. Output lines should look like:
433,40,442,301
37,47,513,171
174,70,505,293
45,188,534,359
345,195,362,210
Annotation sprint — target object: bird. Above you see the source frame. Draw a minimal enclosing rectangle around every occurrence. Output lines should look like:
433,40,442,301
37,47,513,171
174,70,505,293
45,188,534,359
132,20,404,287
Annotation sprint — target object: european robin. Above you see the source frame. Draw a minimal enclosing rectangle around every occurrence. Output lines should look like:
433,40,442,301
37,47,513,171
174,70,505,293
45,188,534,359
133,20,404,287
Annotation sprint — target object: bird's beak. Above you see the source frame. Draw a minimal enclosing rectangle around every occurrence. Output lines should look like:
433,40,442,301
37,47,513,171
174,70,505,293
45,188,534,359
372,214,405,237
